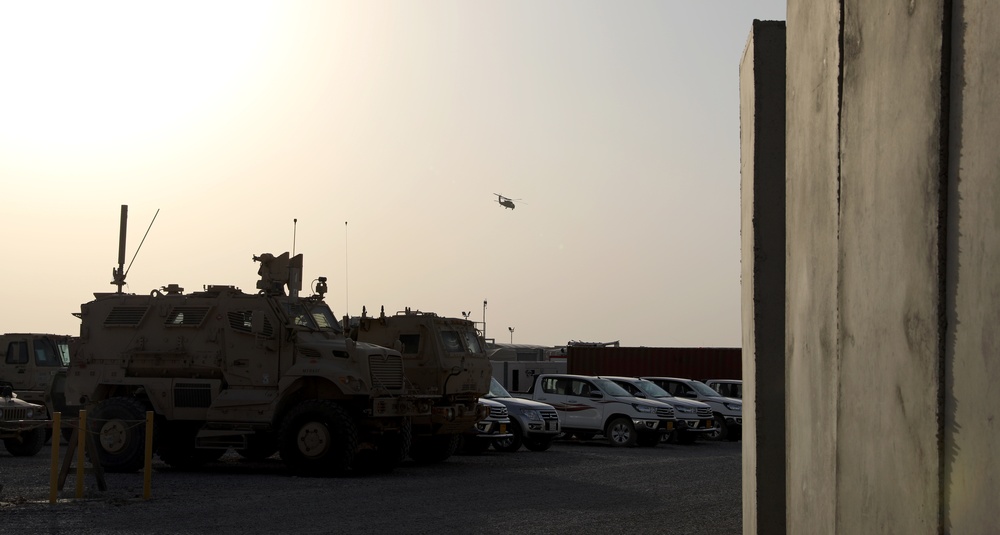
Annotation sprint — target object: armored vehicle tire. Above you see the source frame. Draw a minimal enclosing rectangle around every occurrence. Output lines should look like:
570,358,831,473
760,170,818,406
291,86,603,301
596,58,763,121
522,435,553,452
408,434,459,464
492,420,523,452
636,432,661,447
353,418,412,474
705,415,728,441
236,432,279,461
4,427,46,456
606,417,637,447
91,397,152,473
278,400,358,477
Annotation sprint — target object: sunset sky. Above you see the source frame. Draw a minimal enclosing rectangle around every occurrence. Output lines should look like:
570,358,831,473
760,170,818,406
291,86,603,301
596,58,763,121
0,1,786,347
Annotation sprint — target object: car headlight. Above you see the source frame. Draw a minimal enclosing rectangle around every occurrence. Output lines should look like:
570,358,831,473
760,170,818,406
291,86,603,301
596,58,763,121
675,406,694,414
724,402,742,412
632,404,656,414
520,409,541,421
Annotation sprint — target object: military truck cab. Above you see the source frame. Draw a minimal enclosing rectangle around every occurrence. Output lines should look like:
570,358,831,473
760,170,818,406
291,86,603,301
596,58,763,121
0,333,73,420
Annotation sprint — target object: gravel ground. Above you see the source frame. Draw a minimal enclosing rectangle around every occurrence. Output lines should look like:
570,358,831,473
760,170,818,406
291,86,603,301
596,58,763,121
0,438,741,535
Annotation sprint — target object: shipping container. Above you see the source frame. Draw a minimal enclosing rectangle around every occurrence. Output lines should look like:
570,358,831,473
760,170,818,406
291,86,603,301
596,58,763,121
566,346,741,382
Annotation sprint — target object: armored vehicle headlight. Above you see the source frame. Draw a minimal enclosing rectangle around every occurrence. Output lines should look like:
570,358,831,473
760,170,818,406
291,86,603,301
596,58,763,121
520,409,541,421
632,404,656,414
25,409,34,418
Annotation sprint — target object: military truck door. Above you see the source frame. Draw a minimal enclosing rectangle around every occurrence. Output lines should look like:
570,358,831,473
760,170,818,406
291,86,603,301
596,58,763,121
2,338,31,392
224,308,281,387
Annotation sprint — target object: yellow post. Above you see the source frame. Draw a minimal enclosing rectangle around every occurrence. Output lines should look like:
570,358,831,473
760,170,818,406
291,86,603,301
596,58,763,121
143,411,153,500
76,410,86,499
49,412,61,503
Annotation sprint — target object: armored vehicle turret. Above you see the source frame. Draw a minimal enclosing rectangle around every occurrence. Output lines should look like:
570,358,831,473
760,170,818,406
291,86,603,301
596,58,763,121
66,252,432,475
351,307,492,463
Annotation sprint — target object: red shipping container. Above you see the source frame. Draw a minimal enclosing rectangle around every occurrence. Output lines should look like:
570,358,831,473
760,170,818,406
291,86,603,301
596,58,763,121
566,346,741,382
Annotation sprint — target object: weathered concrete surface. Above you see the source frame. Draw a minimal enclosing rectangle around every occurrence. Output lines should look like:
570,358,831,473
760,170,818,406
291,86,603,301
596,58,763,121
739,19,785,535
945,1,1000,532
784,1,840,533
837,2,946,532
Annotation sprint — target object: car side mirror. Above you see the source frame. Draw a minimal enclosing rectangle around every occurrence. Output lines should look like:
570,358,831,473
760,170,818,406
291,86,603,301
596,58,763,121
589,391,604,399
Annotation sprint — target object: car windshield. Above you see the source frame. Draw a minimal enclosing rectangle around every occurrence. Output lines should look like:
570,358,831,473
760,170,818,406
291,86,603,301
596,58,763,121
486,378,511,399
689,380,723,397
635,379,671,398
593,378,631,397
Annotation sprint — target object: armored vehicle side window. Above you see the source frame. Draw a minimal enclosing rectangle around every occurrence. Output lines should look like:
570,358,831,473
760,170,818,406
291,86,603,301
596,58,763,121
56,341,71,366
104,306,149,326
33,339,62,367
165,307,210,327
441,331,463,353
227,311,274,337
5,342,28,364
398,334,420,355
462,331,482,354
283,303,342,333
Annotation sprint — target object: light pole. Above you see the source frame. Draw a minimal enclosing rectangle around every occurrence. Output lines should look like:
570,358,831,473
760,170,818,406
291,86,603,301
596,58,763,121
483,300,487,342
508,326,514,344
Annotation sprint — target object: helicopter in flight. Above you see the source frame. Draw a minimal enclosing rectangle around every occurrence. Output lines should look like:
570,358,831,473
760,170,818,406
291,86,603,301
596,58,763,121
494,193,522,210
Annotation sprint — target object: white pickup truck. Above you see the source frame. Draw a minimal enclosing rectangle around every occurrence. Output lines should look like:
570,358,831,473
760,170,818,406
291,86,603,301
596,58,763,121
513,373,675,447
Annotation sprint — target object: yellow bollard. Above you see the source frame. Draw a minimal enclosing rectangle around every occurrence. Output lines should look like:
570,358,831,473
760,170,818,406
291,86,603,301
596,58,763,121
143,411,153,500
49,412,61,503
76,410,86,499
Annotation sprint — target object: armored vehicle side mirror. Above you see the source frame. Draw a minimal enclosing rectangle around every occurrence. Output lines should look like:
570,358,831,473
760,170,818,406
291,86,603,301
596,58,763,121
1,385,13,400
251,312,266,334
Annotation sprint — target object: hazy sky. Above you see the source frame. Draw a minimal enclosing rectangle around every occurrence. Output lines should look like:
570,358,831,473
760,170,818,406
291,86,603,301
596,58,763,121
0,1,785,348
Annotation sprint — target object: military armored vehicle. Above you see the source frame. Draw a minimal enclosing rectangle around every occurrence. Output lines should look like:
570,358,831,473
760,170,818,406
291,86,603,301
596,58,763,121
0,385,47,457
350,308,492,463
0,333,74,422
65,252,432,475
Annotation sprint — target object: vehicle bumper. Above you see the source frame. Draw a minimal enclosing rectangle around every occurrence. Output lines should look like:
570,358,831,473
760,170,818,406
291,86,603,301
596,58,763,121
469,418,513,439
675,418,715,433
632,418,674,434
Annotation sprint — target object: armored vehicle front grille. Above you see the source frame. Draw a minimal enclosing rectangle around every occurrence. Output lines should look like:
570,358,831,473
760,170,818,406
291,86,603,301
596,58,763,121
0,407,29,421
174,383,212,408
656,407,675,418
298,347,321,359
226,311,274,337
368,354,404,390
165,307,210,327
697,407,712,418
539,409,559,421
104,306,149,327
489,406,508,418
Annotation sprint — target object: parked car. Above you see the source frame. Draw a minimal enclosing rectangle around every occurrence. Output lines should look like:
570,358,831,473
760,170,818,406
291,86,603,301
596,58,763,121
485,378,560,452
513,373,675,447
600,376,715,444
705,379,742,399
1,386,48,456
459,398,512,454
642,377,742,441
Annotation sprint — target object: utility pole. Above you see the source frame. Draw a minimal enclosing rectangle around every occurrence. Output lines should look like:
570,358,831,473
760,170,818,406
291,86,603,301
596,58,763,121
508,326,514,344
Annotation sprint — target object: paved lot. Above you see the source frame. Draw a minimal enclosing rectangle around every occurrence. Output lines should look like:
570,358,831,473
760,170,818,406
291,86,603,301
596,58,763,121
0,438,741,535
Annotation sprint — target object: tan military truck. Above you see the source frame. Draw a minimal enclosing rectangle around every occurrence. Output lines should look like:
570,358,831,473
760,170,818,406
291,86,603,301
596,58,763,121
65,252,433,476
350,308,492,463
0,333,74,423
1,385,47,457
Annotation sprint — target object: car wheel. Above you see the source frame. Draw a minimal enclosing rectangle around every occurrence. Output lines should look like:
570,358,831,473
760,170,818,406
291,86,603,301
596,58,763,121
705,414,728,441
605,417,637,447
493,420,523,452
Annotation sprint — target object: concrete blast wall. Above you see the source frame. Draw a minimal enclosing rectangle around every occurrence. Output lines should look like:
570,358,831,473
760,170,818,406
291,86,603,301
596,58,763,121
742,1,1000,533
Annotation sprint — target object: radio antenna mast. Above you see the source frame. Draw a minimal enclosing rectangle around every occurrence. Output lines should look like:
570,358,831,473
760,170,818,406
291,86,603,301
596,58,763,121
293,218,298,256
344,221,349,316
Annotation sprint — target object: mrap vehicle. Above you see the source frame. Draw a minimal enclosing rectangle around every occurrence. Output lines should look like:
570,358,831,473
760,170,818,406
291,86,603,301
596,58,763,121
66,252,432,476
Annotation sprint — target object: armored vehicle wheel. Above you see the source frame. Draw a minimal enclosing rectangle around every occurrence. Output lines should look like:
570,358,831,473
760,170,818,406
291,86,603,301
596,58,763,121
606,417,637,447
353,418,411,474
493,420,523,452
279,400,357,477
408,434,459,464
522,435,553,452
4,427,46,457
236,432,279,461
91,397,152,473
636,433,661,447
